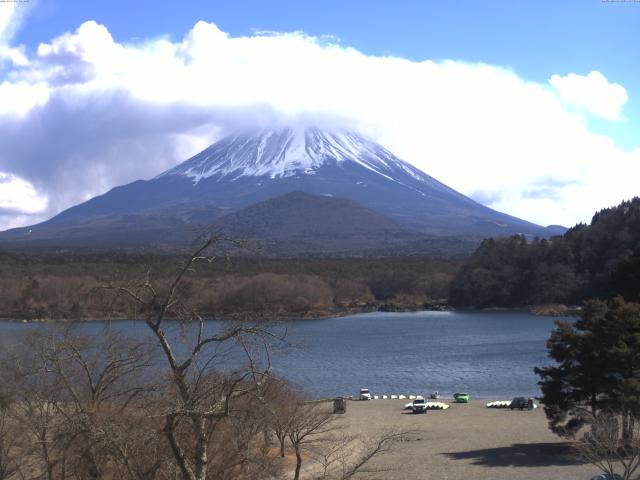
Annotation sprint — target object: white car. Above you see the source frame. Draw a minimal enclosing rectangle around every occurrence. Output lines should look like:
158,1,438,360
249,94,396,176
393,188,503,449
359,388,372,400
412,396,427,414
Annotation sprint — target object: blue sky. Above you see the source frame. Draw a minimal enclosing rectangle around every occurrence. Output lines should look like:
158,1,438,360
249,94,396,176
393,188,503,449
16,1,639,77
0,0,638,229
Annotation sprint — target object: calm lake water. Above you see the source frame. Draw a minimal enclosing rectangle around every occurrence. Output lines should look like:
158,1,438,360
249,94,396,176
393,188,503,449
0,310,562,399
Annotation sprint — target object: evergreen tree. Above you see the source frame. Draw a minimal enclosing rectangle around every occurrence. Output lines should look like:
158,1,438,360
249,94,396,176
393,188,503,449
450,197,640,308
535,298,640,438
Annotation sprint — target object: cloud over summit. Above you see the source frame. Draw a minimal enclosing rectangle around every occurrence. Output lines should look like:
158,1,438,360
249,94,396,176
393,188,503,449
0,20,638,230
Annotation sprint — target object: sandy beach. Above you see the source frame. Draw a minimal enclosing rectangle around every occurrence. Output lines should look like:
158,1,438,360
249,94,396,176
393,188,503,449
333,399,598,480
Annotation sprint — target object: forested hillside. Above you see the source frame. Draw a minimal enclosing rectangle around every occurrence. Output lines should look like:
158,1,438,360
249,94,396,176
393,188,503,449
449,197,640,308
0,253,458,320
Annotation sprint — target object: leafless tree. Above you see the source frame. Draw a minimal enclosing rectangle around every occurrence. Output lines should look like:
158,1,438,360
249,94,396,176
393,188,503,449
260,377,300,458
0,394,25,480
336,430,409,480
35,329,160,479
307,433,359,480
12,385,66,480
0,328,167,480
0,334,69,480
0,237,406,480
283,399,410,480
578,409,640,480
106,236,285,480
286,402,338,480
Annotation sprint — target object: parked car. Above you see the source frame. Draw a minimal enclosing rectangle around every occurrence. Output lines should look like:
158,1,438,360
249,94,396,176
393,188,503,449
590,474,623,480
359,388,372,400
412,396,427,414
510,397,534,410
333,397,347,413
453,392,470,403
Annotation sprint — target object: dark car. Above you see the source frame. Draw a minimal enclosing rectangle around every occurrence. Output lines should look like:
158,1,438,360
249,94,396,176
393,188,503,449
510,397,533,410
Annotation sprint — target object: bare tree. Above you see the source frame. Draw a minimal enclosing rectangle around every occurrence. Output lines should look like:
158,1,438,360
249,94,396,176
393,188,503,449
286,402,338,480
578,409,640,480
283,401,410,480
0,237,285,480
35,329,160,480
1,328,167,480
335,430,408,480
13,387,66,480
307,430,411,480
307,433,359,480
261,377,299,458
106,237,284,480
0,394,25,480
0,237,404,480
0,334,70,480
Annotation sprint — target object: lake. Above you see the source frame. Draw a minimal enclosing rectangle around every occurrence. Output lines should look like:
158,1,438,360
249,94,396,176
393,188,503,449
0,310,562,399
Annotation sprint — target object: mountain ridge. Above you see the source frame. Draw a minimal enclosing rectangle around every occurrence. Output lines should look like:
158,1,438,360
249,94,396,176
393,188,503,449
0,126,565,254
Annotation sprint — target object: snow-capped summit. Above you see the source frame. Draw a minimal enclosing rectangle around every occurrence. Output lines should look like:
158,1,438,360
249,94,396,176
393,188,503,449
160,127,436,187
0,125,564,252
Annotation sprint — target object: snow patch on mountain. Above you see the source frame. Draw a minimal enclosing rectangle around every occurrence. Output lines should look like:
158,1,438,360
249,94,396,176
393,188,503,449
159,127,430,186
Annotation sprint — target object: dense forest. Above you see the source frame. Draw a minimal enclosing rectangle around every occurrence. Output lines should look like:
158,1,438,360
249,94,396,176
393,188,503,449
0,252,459,320
449,197,640,308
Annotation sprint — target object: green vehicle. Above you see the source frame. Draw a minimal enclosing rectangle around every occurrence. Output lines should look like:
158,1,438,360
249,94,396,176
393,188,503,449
453,392,470,403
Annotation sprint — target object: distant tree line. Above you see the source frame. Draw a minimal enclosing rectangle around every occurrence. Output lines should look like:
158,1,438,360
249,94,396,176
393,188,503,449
449,197,640,308
0,253,459,320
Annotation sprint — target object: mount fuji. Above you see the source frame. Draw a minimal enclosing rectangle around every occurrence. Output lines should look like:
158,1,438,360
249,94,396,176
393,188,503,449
0,127,564,254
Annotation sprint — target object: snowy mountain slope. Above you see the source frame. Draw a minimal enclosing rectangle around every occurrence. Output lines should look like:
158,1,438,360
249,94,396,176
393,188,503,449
158,127,470,202
0,126,563,252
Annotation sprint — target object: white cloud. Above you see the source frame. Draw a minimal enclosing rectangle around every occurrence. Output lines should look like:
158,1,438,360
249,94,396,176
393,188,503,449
0,80,49,114
0,20,638,231
0,3,17,43
549,71,628,121
0,44,27,66
0,172,48,213
0,2,30,66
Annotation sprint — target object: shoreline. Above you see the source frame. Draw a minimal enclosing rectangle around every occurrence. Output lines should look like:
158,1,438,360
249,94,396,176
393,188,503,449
0,299,450,323
0,301,579,323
